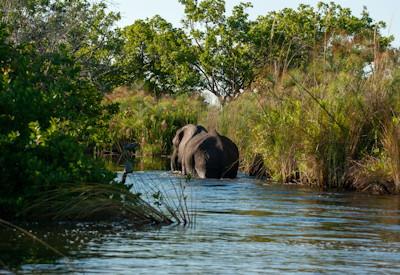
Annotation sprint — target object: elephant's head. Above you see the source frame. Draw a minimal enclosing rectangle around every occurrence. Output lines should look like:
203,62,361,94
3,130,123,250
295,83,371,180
171,124,207,172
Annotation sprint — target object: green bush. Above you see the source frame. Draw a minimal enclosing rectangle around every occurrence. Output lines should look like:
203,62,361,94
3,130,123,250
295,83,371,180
0,23,116,219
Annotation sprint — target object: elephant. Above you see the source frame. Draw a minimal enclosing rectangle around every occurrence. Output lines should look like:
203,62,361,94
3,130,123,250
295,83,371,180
170,124,207,172
182,129,239,179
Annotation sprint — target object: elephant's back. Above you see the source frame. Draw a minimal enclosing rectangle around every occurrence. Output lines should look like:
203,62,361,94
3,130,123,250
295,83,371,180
221,136,239,157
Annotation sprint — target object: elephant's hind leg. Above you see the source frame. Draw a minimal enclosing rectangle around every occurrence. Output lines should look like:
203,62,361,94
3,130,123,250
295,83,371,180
183,150,196,177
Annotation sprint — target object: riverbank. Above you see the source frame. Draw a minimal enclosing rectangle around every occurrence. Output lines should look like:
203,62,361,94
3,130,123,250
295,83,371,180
107,50,400,194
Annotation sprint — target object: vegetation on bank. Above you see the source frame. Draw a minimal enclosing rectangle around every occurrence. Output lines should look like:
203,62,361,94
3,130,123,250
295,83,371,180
0,19,117,219
117,51,400,195
208,51,400,194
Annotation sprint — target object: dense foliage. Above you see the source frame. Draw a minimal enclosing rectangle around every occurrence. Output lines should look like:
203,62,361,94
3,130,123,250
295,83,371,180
119,17,199,96
0,0,122,219
119,1,392,100
1,0,123,92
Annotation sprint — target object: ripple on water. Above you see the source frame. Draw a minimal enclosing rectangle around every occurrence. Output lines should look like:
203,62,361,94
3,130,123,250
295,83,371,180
2,171,400,274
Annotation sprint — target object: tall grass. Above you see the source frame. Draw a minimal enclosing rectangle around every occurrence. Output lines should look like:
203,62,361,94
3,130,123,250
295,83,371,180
351,116,400,194
203,51,400,194
382,117,400,192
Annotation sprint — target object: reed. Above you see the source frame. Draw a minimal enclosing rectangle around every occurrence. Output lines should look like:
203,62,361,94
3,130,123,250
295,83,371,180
382,117,400,192
19,183,173,225
0,218,65,257
203,50,400,193
0,218,68,272
348,157,392,194
124,173,193,225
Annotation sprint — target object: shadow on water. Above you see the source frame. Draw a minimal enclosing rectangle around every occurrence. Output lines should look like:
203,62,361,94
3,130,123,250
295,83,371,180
2,158,400,273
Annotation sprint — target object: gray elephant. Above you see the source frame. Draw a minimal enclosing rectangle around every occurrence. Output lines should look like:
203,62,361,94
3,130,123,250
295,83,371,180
182,129,239,179
171,124,207,172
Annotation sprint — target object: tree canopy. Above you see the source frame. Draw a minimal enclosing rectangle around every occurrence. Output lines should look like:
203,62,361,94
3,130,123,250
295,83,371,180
119,0,392,99
119,16,199,96
1,0,123,92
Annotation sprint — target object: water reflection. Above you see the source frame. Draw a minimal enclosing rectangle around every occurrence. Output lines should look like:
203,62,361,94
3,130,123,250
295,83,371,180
1,172,400,273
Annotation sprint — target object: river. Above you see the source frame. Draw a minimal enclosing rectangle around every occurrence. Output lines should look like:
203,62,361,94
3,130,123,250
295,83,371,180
1,170,400,273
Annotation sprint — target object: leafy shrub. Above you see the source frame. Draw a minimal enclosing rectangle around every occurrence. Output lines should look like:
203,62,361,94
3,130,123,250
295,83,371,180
0,22,116,219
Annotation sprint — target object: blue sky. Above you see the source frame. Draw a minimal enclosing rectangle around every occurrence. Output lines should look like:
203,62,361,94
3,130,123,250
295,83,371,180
107,0,400,47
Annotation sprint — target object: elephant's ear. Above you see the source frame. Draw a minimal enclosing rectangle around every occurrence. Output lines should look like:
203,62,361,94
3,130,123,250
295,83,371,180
172,129,185,146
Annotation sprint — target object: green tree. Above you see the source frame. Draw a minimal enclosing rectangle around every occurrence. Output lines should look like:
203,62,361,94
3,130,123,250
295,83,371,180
180,0,255,100
250,2,392,77
120,16,199,96
120,0,255,99
0,0,123,92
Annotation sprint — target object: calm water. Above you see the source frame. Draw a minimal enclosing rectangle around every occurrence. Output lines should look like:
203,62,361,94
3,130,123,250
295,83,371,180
1,171,400,274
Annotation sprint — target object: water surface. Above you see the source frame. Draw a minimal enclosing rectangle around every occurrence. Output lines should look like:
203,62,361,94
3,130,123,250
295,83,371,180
1,171,400,274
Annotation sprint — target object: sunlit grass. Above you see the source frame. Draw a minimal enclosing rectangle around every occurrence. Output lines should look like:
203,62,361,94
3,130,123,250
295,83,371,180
203,52,400,194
